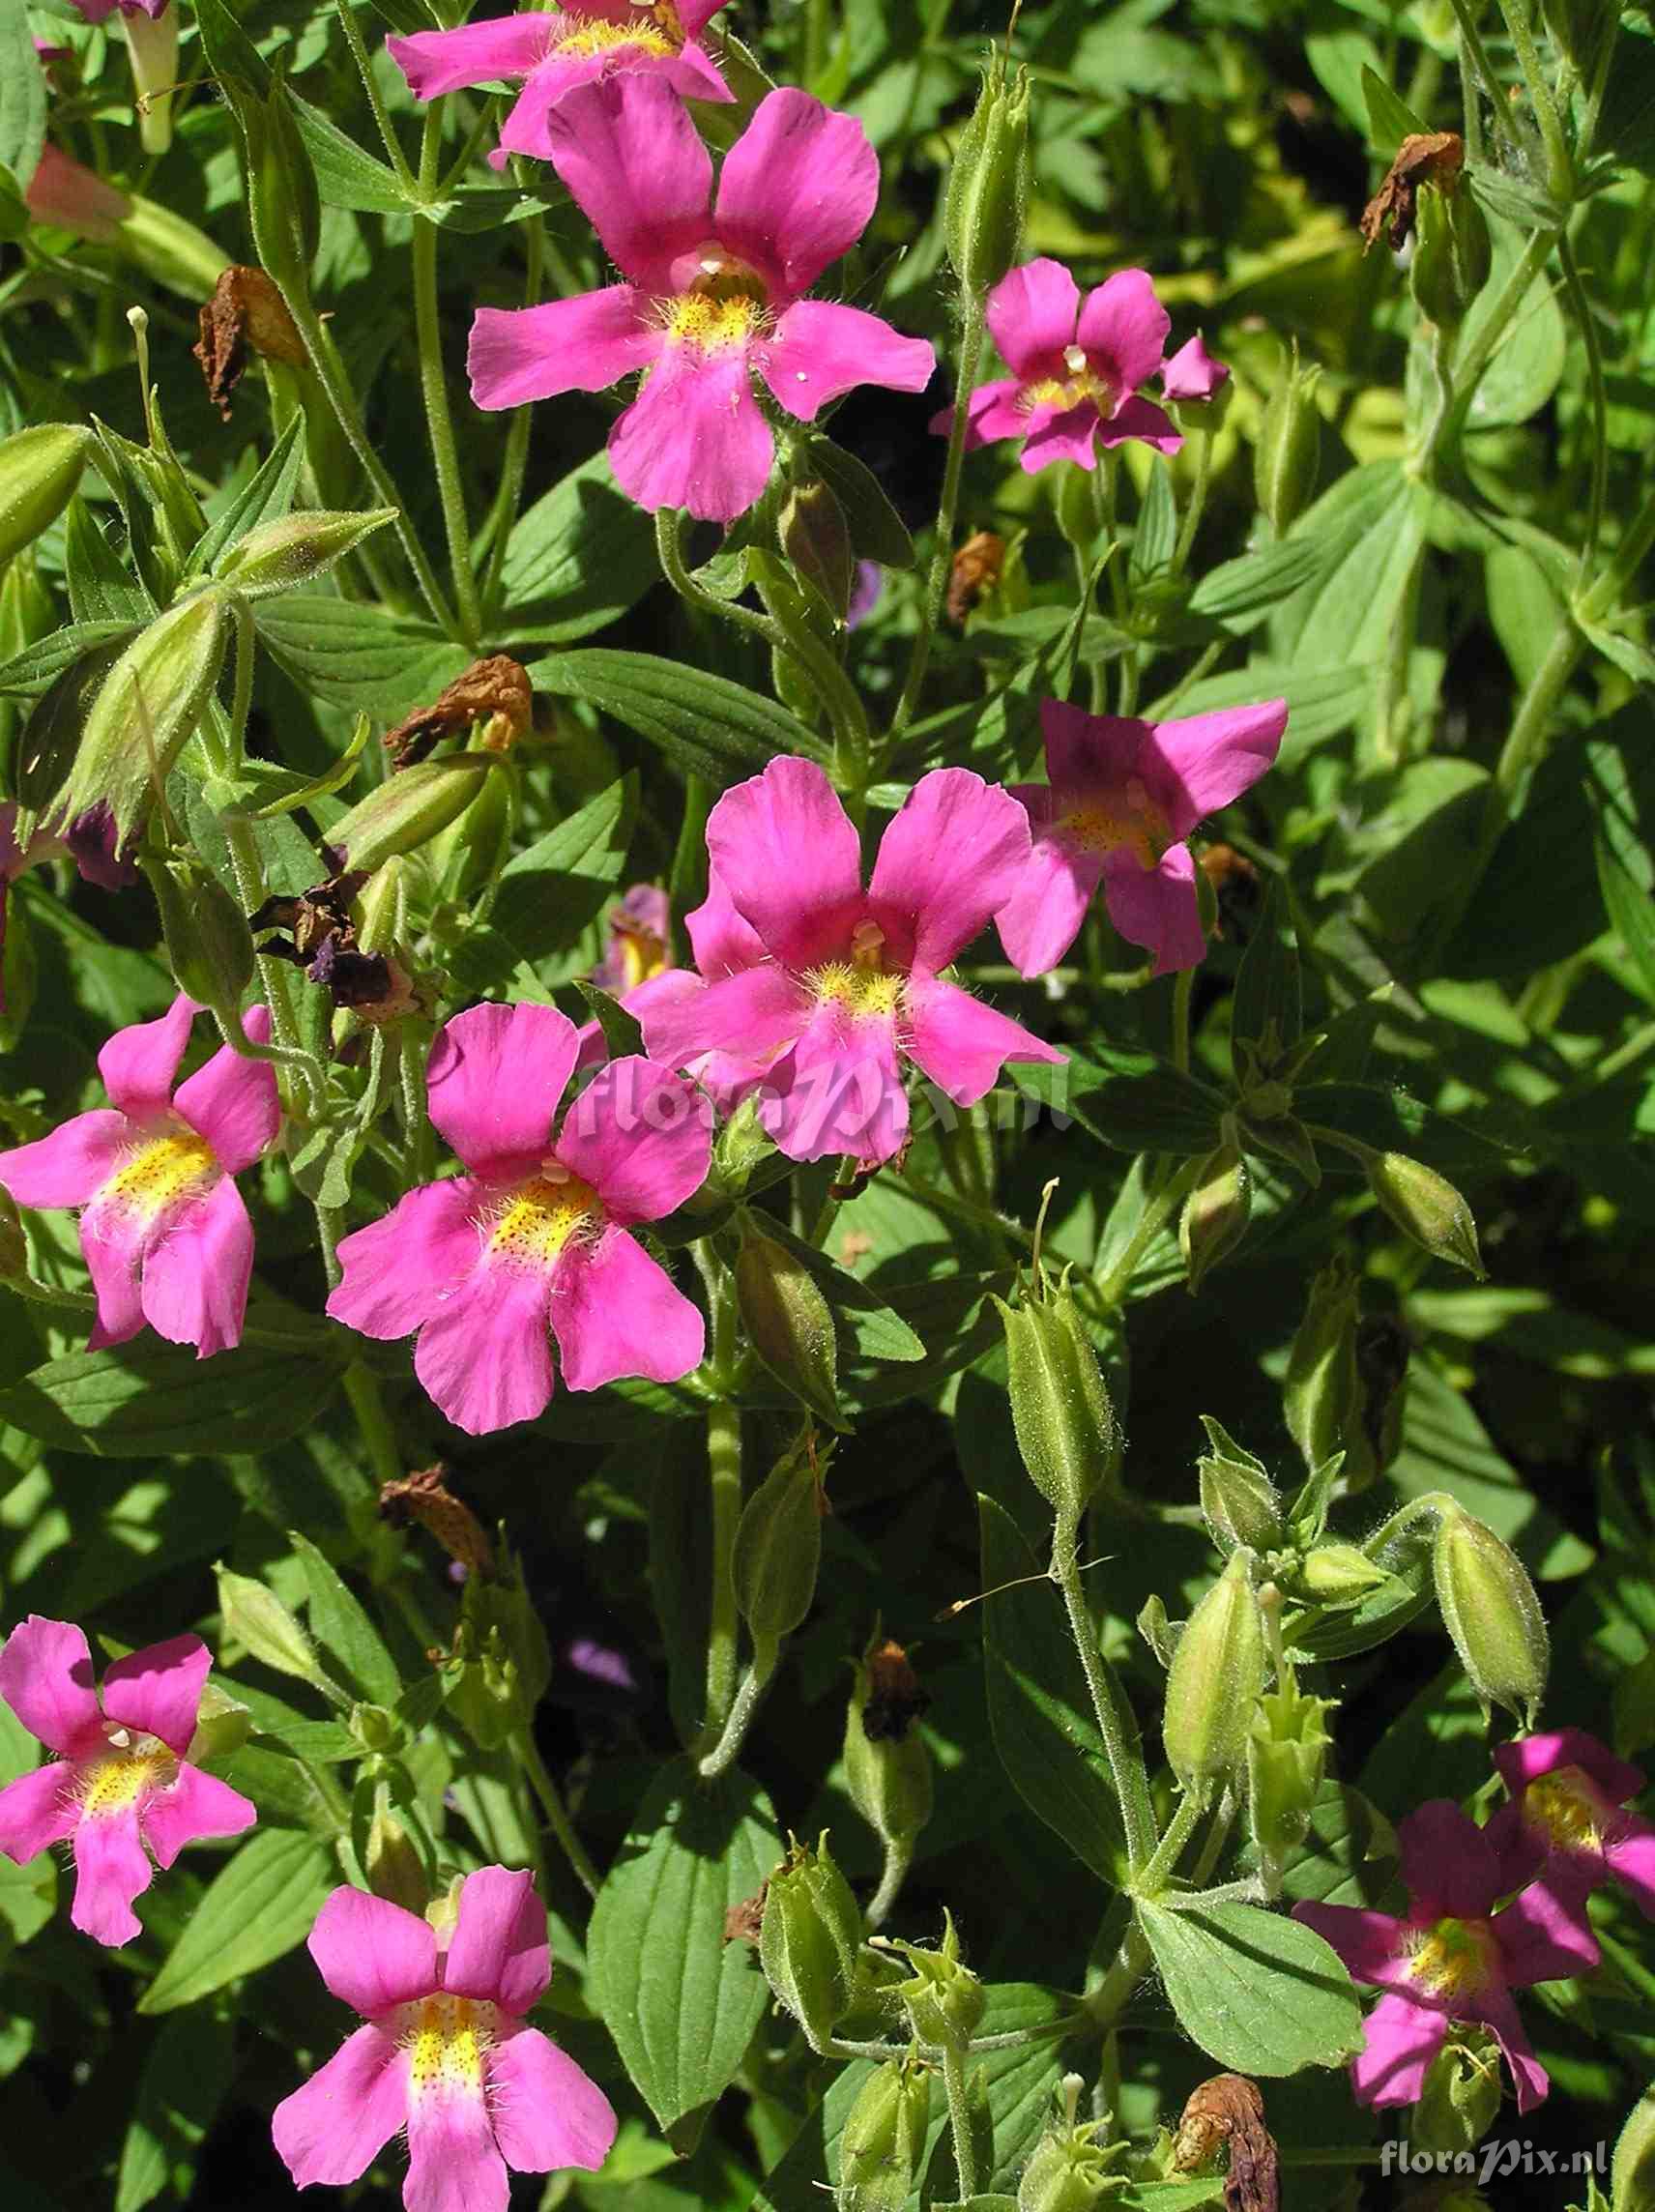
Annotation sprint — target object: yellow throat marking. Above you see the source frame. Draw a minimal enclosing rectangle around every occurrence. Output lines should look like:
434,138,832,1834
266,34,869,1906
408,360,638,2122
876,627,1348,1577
1061,780,1169,871
1023,345,1110,413
78,1734,176,1819
100,1130,218,1221
553,8,678,61
406,1994,496,2099
809,919,905,1021
1408,1915,1496,2001
487,1166,601,1269
1524,1768,1605,1852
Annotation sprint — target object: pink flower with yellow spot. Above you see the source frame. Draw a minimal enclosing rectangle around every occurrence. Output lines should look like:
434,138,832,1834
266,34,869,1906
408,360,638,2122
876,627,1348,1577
468,76,936,524
1486,1730,1655,1948
273,1868,616,2212
1293,1801,1595,2113
390,0,733,168
0,1615,255,1948
995,696,1288,978
0,993,278,1358
327,1003,711,1436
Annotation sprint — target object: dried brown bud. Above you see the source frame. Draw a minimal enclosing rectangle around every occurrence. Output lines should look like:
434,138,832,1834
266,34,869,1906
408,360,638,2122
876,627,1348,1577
194,265,306,422
1198,842,1263,943
723,1883,768,1946
1359,131,1465,252
383,655,533,768
946,530,1005,625
1173,2075,1279,2212
860,1639,931,1743
378,1465,496,1578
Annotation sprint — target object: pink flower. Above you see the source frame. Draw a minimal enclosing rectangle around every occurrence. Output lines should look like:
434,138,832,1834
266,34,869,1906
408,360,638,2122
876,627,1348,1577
0,1615,255,1947
272,1868,617,2212
1485,1731,1655,1948
1,800,136,1013
995,696,1288,978
639,758,1063,1167
468,77,936,525
934,258,1182,472
1161,333,1230,404
574,884,695,1073
62,0,167,18
327,1003,711,1435
1293,1801,1595,2113
0,993,279,1358
25,143,132,243
390,2,732,168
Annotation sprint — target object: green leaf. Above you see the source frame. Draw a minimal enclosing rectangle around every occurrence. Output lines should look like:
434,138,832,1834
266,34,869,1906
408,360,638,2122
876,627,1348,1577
1013,1045,1225,1155
253,596,473,716
530,650,824,784
1153,659,1370,761
0,0,45,189
1586,734,1655,1003
496,453,661,643
1270,460,1430,685
290,89,406,213
0,621,141,697
1130,460,1178,590
1360,64,1430,150
139,1830,335,2013
289,1531,401,1706
808,438,915,568
1135,1898,1362,2075
1183,536,1322,632
1462,222,1567,430
1231,881,1301,1070
115,2010,237,2212
188,414,305,581
587,1760,776,2146
0,1342,340,1458
978,1495,1128,1884
741,1213,926,1364
450,773,639,992
575,979,646,1061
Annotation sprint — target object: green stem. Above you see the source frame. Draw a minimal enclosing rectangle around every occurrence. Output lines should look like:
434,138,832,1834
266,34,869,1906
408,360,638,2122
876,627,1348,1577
334,0,419,193
228,598,255,771
1135,1790,1204,1895
1172,425,1213,572
414,112,482,646
1052,1511,1157,1875
1083,1924,1149,2029
1094,1156,1205,1306
480,214,545,608
219,812,323,1112
697,1645,775,1780
513,1731,601,1899
1557,235,1609,574
942,2043,981,2201
1496,0,1571,195
864,1834,913,1932
1169,968,1194,1076
1444,0,1526,160
692,1243,743,1746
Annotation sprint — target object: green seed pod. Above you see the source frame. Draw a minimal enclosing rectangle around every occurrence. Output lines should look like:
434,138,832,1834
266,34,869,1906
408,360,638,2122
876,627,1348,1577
759,1833,862,2052
995,1273,1119,1523
447,1537,553,1750
711,1092,774,1196
1613,2076,1655,2212
1179,1134,1252,1293
146,856,256,1008
1247,1674,1333,1874
350,1702,399,1756
881,1909,986,2049
1364,1150,1484,1276
328,755,498,874
944,56,1032,293
1409,181,1492,332
1434,1509,1549,1726
1018,2078,1128,2212
363,1783,429,1914
1162,1551,1267,1800
214,1562,337,1695
1197,1417,1282,1557
1411,2029,1503,2160
184,1678,253,1765
1294,1540,1390,1601
734,1435,827,1650
0,424,95,569
779,480,855,624
1254,346,1321,536
837,2056,932,2212
217,508,396,600
735,1227,842,1428
844,1633,933,1850
1283,1254,1367,1480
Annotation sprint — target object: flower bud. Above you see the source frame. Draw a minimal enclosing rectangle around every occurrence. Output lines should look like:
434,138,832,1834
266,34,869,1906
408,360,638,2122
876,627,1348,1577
186,1679,253,1765
145,855,256,1008
1162,1551,1267,1800
845,1634,932,1850
1254,346,1321,536
446,1538,553,1750
1433,1509,1548,1725
736,1227,843,1428
363,1784,428,1914
218,509,395,600
837,2056,932,2212
215,1562,338,1696
1364,1150,1483,1276
350,1703,398,1756
1019,2078,1128,2212
1412,2028,1503,2158
124,2,181,158
1179,1134,1251,1293
779,480,855,624
1247,1674,1333,1875
759,1833,862,2052
1293,1541,1390,1601
995,1274,1119,1524
879,1909,986,2048
1409,178,1492,331
1197,1418,1282,1556
0,423,95,569
944,54,1032,293
734,1434,827,1653
1284,1258,1365,1483
711,1092,775,1197
327,755,498,875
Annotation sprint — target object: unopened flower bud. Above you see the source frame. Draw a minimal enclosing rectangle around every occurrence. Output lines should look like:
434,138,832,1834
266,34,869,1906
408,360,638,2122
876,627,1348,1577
215,1562,337,1696
363,1785,428,1914
1284,1255,1365,1482
145,856,256,1008
944,55,1032,293
1254,346,1321,536
837,2056,931,2212
0,423,95,569
1018,2077,1128,2212
124,2,181,158
845,1634,932,1850
1162,1551,1267,1800
186,1679,253,1765
1247,1674,1333,1874
1179,1134,1252,1293
1434,1509,1548,1725
995,1273,1119,1523
1410,179,1492,330
218,509,395,600
1412,2028,1503,2158
1364,1150,1483,1276
328,755,498,874
759,1833,862,2052
736,1227,843,1429
779,480,855,623
1294,1541,1390,1601
711,1092,774,1196
446,1538,552,1750
734,1434,828,1654
1197,1418,1282,1556
879,1909,985,2048
350,1703,398,1755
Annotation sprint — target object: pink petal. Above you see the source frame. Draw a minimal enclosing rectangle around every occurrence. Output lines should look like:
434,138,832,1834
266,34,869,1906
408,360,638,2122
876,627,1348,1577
171,1010,279,1174
1398,1800,1500,1919
405,2075,508,2212
1291,1903,1410,1987
705,757,864,970
443,1866,550,2017
985,259,1081,379
545,74,712,293
71,1807,153,1947
1095,393,1183,454
685,873,766,977
307,1884,439,2020
1494,1879,1602,1984
81,1208,146,1352
0,1110,131,1209
328,1178,489,1343
868,768,1031,970
272,2024,409,2189
675,0,729,36
550,1230,705,1390
995,802,1103,978
1019,400,1101,473
493,60,590,162
414,1260,555,1436
640,961,805,1071
664,41,733,102
1495,1729,1644,1805
552,1057,711,1225
97,994,200,1120
141,1761,257,1868
1100,844,1206,975
0,1761,78,1860
388,16,553,99
714,88,878,299
759,301,935,423
1467,1988,1550,2113
946,377,1032,451
1041,698,1143,790
1076,268,1171,396
906,977,1062,1108
468,289,656,412
1349,1990,1448,2109
25,144,131,241
427,1004,578,1177
608,347,774,525
1137,700,1287,842
760,1004,909,1167
487,2025,618,2174
101,1633,210,1756
0,1615,102,1758
138,1176,252,1359
1161,333,1229,402
1484,1796,1547,1895
1608,1828,1655,1918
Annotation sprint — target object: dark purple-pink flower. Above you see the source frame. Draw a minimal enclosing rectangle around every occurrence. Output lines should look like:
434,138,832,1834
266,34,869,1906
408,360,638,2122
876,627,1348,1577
0,1615,255,1947
1486,1730,1655,1948
468,77,936,524
1293,1800,1595,2114
0,993,278,1357
1161,333,1230,404
995,696,1287,978
327,1003,711,1436
639,757,1063,1167
272,1868,616,2212
934,257,1181,472
390,1,733,167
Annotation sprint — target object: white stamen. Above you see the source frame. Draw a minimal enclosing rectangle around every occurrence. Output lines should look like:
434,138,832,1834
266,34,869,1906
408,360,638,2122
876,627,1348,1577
1062,344,1088,375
